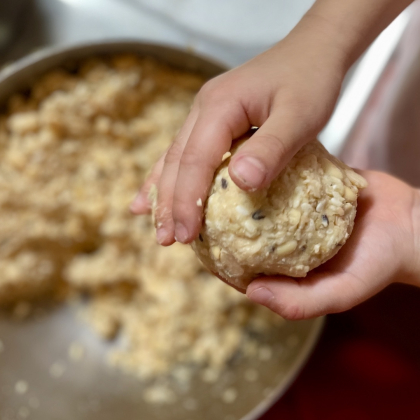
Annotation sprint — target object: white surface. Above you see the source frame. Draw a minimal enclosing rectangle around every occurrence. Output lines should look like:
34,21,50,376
6,0,313,68
131,0,314,47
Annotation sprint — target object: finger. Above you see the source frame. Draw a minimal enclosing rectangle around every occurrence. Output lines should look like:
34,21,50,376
130,153,166,215
172,105,250,244
246,269,385,320
229,111,314,191
154,106,199,245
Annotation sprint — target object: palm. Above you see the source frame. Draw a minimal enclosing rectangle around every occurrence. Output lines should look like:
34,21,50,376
247,170,418,319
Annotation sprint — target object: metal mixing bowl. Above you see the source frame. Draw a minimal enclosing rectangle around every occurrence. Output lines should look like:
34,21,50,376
0,0,29,53
0,41,324,420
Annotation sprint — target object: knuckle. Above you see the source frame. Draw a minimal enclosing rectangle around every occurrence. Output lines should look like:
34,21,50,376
164,142,184,165
155,198,173,224
139,182,151,199
197,77,225,103
146,163,163,185
260,131,285,149
172,198,188,219
172,197,198,225
254,132,290,161
273,300,306,320
179,145,206,168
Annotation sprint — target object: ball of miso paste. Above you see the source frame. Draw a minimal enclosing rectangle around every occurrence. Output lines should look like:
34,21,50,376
191,138,367,292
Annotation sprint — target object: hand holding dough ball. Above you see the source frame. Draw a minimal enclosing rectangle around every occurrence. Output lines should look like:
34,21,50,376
191,136,367,292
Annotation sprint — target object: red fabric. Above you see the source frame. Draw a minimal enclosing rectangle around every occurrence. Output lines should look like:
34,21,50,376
260,283,420,420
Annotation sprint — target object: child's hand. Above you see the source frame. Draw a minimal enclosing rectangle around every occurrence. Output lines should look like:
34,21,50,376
247,171,420,320
131,0,413,247
132,14,347,244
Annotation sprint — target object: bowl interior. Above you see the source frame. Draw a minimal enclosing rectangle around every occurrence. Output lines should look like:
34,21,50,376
0,41,324,420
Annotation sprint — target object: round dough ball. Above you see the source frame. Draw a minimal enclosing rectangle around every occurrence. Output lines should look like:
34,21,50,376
191,137,367,292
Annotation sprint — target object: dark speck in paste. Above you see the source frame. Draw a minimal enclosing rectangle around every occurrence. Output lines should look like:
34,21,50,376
252,210,265,220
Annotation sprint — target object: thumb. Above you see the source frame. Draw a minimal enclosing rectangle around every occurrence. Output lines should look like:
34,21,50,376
246,271,384,320
228,115,312,191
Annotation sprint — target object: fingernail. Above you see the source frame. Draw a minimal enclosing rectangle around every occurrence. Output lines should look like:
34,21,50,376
156,227,169,245
232,156,266,189
130,193,148,213
174,222,189,243
248,287,274,307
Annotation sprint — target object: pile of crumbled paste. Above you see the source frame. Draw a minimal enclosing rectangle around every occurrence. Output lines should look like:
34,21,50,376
0,56,283,392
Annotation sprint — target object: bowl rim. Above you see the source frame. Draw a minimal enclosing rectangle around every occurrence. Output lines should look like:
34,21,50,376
243,315,324,420
0,39,228,106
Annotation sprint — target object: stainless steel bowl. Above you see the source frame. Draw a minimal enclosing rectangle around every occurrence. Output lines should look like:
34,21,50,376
0,0,30,53
0,41,324,420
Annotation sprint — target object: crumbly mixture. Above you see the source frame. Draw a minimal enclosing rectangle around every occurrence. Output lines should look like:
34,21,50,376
192,137,368,291
0,56,283,394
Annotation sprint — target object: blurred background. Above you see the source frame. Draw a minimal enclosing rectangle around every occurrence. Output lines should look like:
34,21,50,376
0,0,315,66
0,0,414,160
1,0,420,419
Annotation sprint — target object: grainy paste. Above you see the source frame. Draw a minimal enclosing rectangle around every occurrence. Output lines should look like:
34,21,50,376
0,55,283,403
192,136,367,292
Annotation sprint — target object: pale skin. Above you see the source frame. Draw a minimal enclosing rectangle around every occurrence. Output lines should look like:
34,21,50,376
247,171,420,319
131,0,420,319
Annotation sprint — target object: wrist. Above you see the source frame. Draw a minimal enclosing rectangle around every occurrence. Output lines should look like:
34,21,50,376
295,0,414,72
281,12,350,78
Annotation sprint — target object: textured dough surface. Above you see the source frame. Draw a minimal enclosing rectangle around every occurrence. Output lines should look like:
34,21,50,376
191,137,367,292
0,57,285,397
